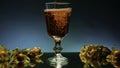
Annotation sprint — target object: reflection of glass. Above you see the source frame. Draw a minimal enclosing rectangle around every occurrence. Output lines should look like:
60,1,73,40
44,2,72,67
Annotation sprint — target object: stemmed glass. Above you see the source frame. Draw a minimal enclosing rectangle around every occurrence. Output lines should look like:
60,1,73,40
44,1,72,67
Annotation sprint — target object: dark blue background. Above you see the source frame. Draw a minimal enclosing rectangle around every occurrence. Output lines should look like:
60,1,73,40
0,0,120,52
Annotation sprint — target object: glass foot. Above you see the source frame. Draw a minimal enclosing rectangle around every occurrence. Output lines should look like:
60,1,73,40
48,53,68,68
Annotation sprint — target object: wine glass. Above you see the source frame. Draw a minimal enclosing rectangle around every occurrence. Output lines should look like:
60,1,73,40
44,1,72,67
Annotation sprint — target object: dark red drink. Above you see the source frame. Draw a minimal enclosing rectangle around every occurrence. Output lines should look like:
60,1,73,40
44,8,72,39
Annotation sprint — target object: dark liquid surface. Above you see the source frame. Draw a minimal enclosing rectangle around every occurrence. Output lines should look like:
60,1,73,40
44,8,71,38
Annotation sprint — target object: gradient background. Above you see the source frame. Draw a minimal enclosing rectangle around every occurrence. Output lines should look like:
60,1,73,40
0,0,120,52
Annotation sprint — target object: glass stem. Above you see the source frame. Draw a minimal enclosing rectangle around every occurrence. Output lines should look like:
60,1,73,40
53,41,63,54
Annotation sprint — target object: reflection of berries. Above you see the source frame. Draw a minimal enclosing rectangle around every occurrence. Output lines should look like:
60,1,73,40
29,47,41,55
0,46,8,62
28,47,43,67
107,48,120,68
79,44,111,68
17,53,25,61
0,51,7,57
113,50,120,57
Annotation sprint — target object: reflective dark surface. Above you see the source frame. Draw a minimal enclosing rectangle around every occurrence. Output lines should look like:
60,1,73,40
27,52,114,68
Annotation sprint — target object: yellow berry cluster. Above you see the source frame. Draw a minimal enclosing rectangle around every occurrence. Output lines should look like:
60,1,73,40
0,45,43,68
79,44,120,68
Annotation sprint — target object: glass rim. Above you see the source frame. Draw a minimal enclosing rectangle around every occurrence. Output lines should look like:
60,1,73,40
45,2,71,5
